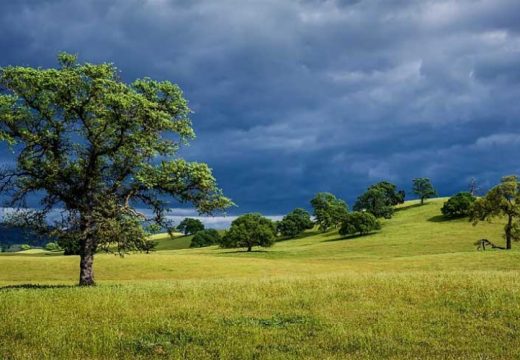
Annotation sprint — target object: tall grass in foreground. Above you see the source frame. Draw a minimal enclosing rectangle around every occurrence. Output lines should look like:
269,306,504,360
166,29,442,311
1,273,519,359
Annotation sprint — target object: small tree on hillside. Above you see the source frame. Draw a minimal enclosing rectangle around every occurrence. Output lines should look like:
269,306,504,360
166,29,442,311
220,213,276,252
470,175,520,250
412,178,437,205
310,192,348,231
277,208,314,238
441,192,476,219
177,218,205,235
339,211,380,236
0,53,232,286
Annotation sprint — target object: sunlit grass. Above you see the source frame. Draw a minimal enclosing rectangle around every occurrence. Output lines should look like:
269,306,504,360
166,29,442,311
1,198,519,359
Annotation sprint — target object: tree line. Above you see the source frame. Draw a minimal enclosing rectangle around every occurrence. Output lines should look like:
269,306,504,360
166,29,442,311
172,178,438,252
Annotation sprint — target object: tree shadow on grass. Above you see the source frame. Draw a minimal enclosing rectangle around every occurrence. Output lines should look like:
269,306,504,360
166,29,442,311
427,215,468,223
276,230,322,243
219,249,270,254
0,284,75,291
323,232,378,242
395,203,424,212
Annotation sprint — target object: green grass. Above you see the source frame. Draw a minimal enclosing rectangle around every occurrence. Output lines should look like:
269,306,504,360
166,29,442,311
1,198,520,359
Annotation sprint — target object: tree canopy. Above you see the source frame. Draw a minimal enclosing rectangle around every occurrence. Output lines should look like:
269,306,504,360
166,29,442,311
412,178,437,205
277,208,314,238
190,229,221,248
339,211,380,236
220,213,276,252
177,218,205,235
441,192,476,219
0,53,232,285
310,192,348,231
470,175,520,250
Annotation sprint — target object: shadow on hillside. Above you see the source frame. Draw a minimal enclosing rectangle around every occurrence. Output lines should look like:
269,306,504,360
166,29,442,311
0,284,75,291
323,232,377,242
219,249,270,254
427,215,469,223
395,203,424,212
276,230,322,243
427,215,450,223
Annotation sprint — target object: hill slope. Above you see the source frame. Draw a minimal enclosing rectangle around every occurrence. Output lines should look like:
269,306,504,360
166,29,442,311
1,199,519,359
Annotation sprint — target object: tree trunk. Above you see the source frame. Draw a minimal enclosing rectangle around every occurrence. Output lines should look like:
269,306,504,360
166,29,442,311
79,236,96,286
420,197,424,205
247,245,252,252
505,214,513,250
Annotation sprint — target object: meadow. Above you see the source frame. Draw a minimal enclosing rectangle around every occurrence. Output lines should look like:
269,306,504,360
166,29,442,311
1,199,520,359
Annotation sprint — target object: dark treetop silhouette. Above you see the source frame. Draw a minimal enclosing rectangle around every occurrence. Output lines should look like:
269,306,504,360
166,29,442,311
0,53,232,285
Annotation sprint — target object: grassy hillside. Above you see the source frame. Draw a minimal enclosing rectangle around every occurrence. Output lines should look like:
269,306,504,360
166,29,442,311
1,199,520,359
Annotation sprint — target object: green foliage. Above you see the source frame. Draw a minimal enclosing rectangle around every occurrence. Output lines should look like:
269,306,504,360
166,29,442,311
277,208,314,238
413,178,437,205
310,193,348,231
370,181,405,205
141,240,158,254
19,244,31,251
339,211,381,236
44,242,62,252
470,175,520,249
177,218,205,235
0,53,232,285
57,235,81,256
220,213,276,251
441,192,476,218
190,229,221,248
354,188,393,219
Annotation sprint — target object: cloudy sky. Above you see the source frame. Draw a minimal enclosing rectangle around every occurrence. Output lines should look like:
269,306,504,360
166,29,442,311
1,0,520,218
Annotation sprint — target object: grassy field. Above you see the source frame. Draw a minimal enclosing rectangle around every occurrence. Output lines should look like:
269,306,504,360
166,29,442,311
1,199,520,359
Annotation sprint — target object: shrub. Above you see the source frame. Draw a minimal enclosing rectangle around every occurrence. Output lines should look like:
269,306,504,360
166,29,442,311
20,244,31,251
220,213,276,252
339,211,381,236
442,192,476,218
191,229,221,248
45,242,62,251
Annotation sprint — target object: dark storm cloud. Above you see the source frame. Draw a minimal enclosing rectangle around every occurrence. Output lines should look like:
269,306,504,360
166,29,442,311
1,0,520,213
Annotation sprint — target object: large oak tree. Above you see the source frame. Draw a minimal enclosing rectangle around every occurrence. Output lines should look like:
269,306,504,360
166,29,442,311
0,53,232,285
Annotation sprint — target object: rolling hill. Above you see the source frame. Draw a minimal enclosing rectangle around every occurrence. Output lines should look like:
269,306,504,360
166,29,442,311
1,198,519,359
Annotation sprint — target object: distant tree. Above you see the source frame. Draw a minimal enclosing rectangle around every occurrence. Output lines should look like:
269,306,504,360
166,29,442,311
310,193,349,231
339,211,381,236
412,178,437,205
177,218,205,235
220,213,276,252
277,208,314,238
191,229,221,248
369,181,405,205
470,175,520,250
354,188,394,219
0,53,231,286
441,192,476,218
20,244,31,251
45,242,62,252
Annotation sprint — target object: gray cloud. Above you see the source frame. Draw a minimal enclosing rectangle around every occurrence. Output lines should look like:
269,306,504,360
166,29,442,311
1,0,520,213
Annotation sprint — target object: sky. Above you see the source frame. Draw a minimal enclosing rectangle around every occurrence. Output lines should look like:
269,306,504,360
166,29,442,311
1,0,520,224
